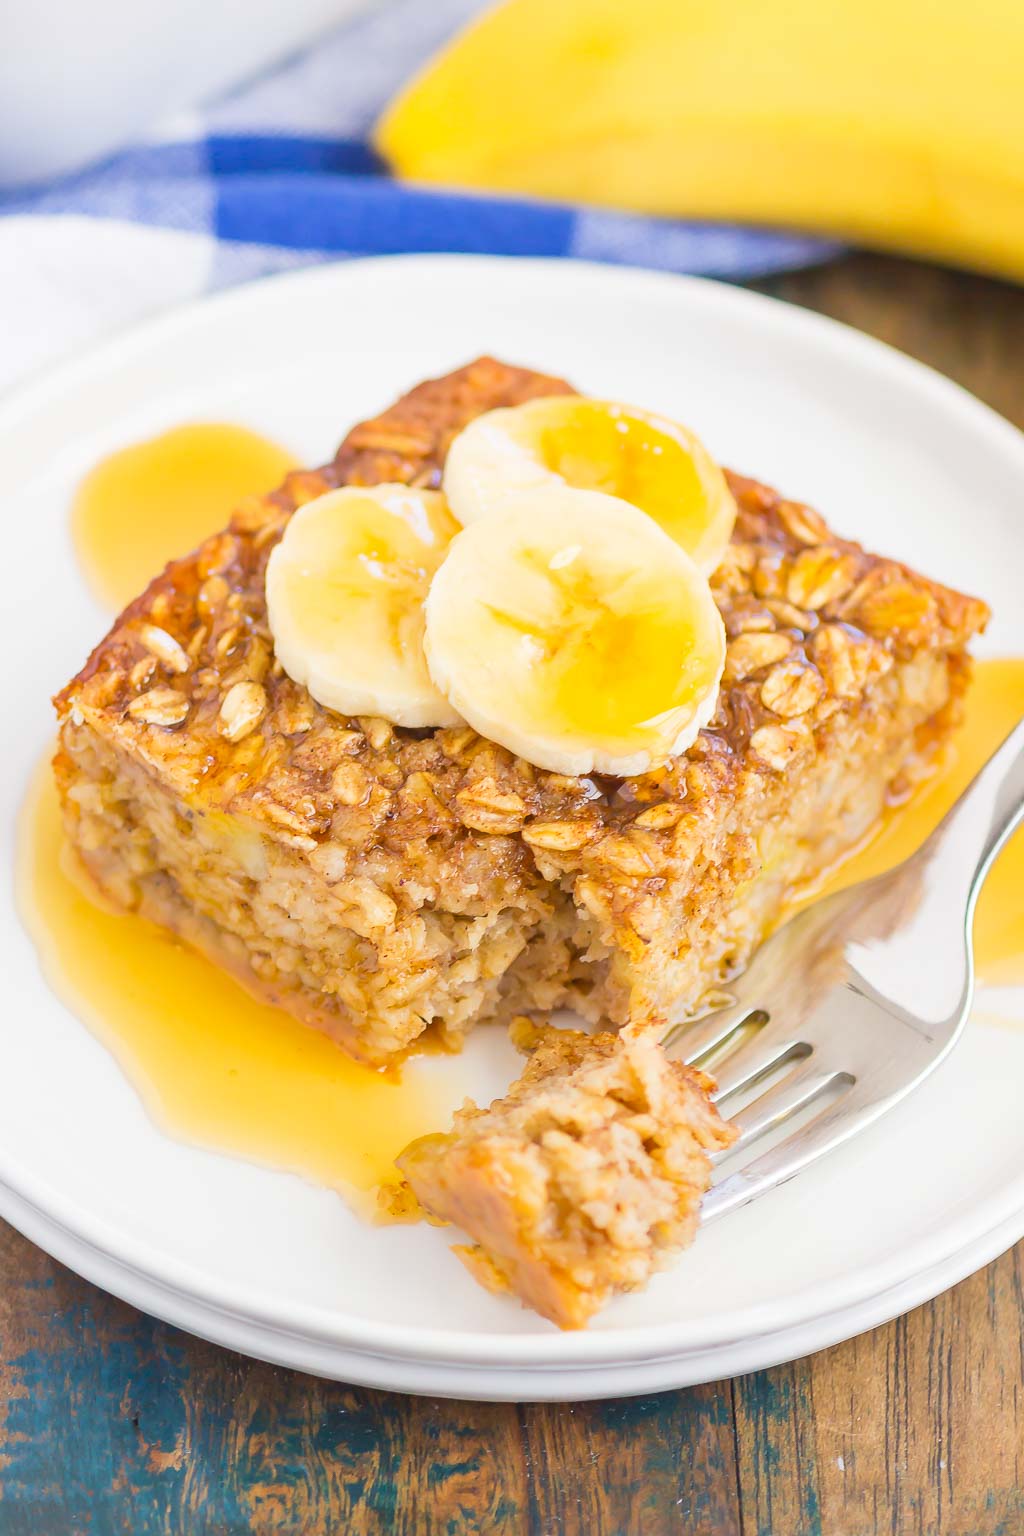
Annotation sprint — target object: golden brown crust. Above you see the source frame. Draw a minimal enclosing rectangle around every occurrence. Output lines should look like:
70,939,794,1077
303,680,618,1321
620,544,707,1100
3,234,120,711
53,355,990,1059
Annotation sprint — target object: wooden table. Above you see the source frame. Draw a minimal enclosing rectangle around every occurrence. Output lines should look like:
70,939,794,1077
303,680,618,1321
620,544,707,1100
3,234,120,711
3,254,1023,1535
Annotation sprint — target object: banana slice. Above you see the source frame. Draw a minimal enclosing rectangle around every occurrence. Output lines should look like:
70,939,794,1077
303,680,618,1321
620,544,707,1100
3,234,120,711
266,484,462,728
424,488,725,777
443,396,736,574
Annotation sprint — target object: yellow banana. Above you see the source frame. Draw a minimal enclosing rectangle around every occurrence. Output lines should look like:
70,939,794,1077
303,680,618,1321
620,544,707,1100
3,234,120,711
375,0,1024,282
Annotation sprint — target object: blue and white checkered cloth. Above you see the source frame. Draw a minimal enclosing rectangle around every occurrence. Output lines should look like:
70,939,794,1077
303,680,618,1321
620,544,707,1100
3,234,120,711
0,0,836,391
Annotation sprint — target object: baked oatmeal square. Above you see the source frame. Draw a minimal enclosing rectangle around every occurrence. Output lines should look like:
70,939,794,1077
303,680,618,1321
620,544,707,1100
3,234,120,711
54,357,988,1066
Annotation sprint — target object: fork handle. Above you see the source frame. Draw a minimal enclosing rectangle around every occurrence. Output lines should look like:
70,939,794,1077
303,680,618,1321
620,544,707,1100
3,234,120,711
929,714,1024,925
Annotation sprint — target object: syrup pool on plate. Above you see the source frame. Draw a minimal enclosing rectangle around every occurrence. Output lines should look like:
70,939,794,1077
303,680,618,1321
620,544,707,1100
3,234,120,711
17,768,458,1212
802,656,1024,986
73,422,298,610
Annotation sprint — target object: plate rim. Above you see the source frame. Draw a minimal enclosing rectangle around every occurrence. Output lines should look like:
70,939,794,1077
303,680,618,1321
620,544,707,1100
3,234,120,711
4,251,1024,1367
1,1165,1020,1400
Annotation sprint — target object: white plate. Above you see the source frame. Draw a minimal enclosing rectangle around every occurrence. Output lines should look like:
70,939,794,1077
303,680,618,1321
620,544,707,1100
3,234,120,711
2,255,1023,1399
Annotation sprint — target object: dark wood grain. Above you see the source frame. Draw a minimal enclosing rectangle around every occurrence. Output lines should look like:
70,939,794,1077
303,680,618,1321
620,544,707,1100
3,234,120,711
3,252,1024,1535
729,1249,1024,1536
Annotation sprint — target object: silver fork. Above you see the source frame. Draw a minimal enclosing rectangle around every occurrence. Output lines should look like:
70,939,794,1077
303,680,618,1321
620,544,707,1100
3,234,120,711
664,717,1024,1222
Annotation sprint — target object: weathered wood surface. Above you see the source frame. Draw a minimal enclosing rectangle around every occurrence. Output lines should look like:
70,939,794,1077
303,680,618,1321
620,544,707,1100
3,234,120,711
2,253,1023,1534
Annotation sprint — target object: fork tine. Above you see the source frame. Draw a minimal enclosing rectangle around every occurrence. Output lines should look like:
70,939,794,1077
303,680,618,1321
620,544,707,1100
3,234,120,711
702,1079,864,1223
711,1028,807,1100
667,1003,764,1067
724,1061,853,1150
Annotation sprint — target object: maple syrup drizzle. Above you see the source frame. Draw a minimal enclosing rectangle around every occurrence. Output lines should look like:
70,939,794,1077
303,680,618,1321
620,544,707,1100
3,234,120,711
799,656,1024,985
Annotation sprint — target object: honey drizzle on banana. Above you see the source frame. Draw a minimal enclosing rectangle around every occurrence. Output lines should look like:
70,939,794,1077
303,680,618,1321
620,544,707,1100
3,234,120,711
18,424,1022,1210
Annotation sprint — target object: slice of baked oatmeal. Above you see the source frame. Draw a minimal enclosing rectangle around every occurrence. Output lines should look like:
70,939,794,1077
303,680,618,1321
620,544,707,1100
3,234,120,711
54,357,989,1066
398,1019,737,1329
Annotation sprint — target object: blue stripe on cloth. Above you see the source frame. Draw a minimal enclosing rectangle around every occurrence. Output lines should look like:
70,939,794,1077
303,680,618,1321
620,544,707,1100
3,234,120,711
0,136,379,207
207,136,385,178
213,174,578,256
1,141,836,282
210,169,838,279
